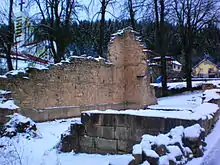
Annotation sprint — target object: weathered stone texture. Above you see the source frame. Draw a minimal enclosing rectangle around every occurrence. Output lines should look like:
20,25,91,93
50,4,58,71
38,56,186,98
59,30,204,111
0,28,157,122
72,104,219,154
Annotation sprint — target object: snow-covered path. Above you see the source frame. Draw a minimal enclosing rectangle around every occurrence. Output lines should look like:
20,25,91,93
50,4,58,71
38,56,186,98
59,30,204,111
201,140,220,165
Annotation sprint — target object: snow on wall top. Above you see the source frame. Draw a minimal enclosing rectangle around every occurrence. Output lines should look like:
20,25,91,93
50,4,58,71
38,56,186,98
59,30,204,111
151,80,220,90
171,60,182,66
109,26,151,53
84,102,219,121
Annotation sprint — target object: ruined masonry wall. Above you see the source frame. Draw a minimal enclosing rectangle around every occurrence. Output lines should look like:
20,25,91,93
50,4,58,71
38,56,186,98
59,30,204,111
0,59,122,121
0,29,157,122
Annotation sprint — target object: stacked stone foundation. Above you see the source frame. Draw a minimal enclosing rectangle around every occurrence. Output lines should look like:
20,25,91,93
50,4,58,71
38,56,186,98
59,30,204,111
60,99,220,154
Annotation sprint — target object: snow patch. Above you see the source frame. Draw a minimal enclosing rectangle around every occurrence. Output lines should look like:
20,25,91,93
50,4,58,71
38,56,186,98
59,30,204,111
0,100,19,110
143,148,159,158
184,124,204,139
132,144,142,154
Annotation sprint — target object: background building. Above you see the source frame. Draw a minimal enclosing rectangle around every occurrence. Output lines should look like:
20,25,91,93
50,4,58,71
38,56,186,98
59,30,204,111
192,55,219,78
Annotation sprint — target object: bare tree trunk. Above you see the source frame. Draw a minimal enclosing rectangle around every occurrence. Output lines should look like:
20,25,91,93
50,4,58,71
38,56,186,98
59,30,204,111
154,0,167,96
185,50,192,90
6,0,14,71
159,0,167,96
185,0,192,90
98,0,106,58
128,0,135,29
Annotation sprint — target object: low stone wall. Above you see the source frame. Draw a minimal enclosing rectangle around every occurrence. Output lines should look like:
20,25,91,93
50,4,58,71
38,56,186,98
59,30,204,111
60,100,220,154
22,103,125,122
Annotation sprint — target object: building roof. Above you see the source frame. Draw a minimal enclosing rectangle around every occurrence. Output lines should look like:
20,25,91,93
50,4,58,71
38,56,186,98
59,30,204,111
171,60,182,66
192,55,218,69
152,56,174,60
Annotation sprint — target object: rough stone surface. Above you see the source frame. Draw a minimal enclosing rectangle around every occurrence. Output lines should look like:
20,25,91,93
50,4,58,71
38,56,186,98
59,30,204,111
0,108,19,124
0,28,157,122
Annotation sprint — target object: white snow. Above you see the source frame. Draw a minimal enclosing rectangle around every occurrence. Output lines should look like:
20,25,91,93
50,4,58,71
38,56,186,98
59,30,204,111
141,160,150,165
132,144,142,154
0,75,7,78
187,117,220,165
0,89,219,165
0,90,11,95
159,155,171,165
0,100,19,110
203,89,220,102
184,124,204,139
167,146,182,157
151,80,220,90
84,102,218,121
6,113,34,125
142,148,159,158
5,69,26,76
2,64,49,77
85,89,220,121
141,126,184,147
136,124,203,164
152,56,174,60
0,117,133,165
171,60,182,66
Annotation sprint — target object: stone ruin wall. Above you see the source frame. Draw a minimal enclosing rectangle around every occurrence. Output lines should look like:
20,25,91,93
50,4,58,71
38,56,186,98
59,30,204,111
60,98,220,154
108,30,155,108
0,29,157,122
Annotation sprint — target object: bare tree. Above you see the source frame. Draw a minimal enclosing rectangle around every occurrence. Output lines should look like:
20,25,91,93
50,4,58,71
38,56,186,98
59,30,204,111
154,0,168,96
127,0,136,29
0,0,14,71
33,0,79,63
171,0,220,89
97,0,116,58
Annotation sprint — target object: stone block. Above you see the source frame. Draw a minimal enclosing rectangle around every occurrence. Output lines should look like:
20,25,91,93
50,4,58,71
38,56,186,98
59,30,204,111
80,147,97,154
60,134,79,152
86,125,115,139
117,140,138,153
115,126,129,140
84,124,100,137
95,137,117,153
102,114,116,126
115,114,127,127
101,126,115,139
47,108,67,120
70,123,85,136
140,117,164,131
79,135,95,148
131,128,146,142
66,107,81,117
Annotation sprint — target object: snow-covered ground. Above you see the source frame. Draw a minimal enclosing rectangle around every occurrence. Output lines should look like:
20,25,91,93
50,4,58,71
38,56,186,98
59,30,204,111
0,90,220,165
0,118,133,165
151,80,220,90
86,90,219,121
